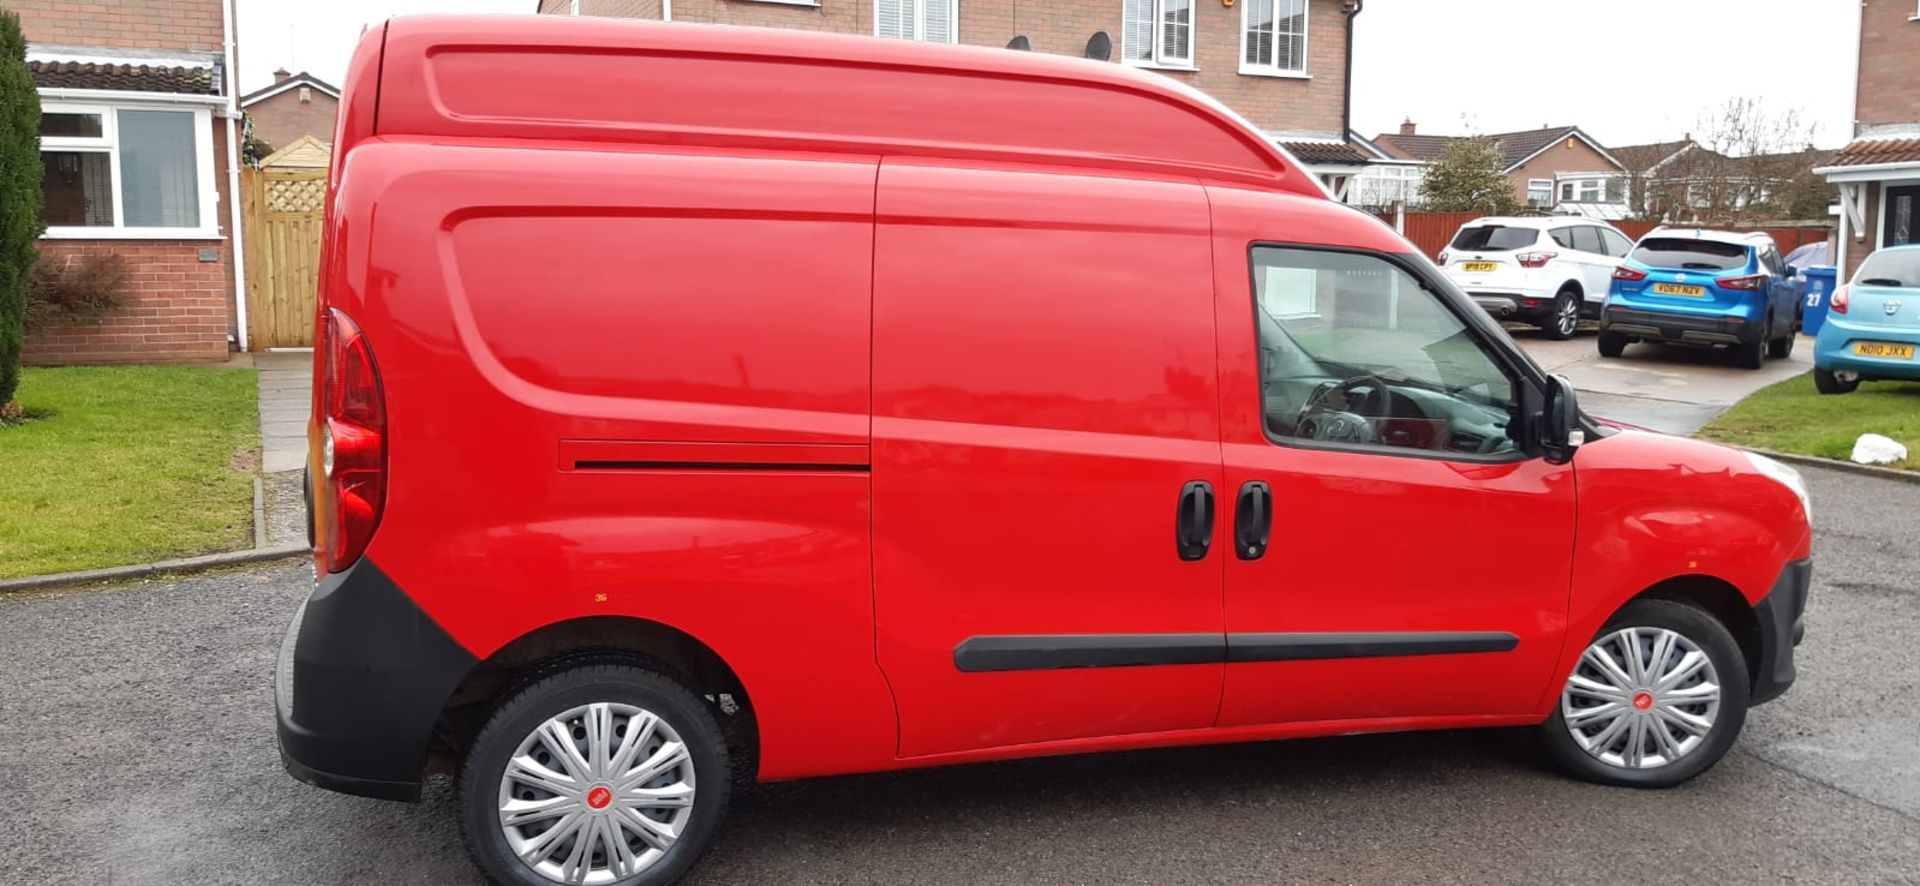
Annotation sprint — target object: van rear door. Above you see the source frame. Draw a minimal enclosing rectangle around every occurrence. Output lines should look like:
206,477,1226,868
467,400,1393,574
871,160,1226,758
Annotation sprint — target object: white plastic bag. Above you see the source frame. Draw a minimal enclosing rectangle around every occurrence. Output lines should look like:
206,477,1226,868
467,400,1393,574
1851,433,1909,465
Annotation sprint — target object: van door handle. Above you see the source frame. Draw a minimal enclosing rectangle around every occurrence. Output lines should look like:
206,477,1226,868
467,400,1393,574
1234,481,1271,560
1176,480,1215,561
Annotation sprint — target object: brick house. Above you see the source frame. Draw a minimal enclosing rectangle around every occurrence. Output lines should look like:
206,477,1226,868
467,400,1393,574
1366,121,1628,217
14,0,242,364
240,69,339,155
1818,0,1920,278
533,0,1377,197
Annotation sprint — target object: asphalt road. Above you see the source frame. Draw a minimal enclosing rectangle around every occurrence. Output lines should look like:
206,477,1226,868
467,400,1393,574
1510,325,1815,435
3,465,1916,885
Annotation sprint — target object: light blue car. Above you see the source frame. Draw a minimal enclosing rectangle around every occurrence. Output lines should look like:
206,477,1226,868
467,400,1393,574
1814,245,1920,394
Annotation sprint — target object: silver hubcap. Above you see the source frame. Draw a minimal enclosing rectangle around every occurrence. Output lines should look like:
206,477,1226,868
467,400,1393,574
1557,297,1578,335
498,702,696,884
1562,627,1720,770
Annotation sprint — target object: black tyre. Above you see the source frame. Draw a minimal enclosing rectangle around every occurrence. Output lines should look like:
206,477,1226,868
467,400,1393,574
1767,331,1795,359
1814,368,1860,395
1539,599,1749,788
1539,289,1581,340
460,661,732,886
1736,319,1768,370
1597,330,1628,358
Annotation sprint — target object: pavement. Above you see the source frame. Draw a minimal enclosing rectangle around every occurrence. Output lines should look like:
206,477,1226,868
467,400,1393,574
1510,325,1814,435
255,351,312,475
2,464,1916,884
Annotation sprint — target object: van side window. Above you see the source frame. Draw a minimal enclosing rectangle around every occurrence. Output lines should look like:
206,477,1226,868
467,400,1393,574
1253,247,1520,457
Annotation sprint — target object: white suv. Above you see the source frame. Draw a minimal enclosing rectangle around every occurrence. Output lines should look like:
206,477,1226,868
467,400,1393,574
1437,217,1636,339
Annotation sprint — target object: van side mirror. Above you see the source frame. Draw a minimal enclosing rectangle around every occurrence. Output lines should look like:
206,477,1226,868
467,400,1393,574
1543,374,1584,465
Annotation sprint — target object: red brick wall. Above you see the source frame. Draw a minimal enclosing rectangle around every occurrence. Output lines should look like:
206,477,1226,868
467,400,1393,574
246,88,341,154
23,241,232,365
551,0,1350,135
7,0,225,54
1856,0,1920,128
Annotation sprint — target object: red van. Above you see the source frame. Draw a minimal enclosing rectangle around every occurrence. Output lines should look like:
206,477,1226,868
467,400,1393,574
278,16,1813,885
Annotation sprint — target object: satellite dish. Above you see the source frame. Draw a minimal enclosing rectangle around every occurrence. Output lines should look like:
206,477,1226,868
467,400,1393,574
1006,35,1031,51
1084,31,1112,61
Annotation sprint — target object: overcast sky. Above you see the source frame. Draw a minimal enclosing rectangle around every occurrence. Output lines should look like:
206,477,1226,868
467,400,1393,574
239,0,1859,149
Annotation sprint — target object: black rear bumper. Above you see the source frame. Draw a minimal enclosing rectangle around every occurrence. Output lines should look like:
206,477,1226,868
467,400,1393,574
1601,308,1763,346
276,558,476,801
1750,558,1811,706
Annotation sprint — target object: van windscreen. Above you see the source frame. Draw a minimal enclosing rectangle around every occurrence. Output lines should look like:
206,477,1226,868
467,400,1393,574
1449,226,1539,252
1630,238,1749,271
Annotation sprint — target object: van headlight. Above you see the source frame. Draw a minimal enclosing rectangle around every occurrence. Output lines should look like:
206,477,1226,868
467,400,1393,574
1743,451,1811,523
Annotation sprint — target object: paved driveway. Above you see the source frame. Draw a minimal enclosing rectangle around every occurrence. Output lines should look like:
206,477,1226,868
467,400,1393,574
3,465,1915,884
1510,326,1814,435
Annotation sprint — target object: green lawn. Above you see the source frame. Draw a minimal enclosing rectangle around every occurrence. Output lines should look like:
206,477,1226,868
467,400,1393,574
0,365,259,579
1700,372,1920,471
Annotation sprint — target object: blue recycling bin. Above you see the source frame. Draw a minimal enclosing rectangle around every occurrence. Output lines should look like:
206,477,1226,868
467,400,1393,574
1800,265,1838,336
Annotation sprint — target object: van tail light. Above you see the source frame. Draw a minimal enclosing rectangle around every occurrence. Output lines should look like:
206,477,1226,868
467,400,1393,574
1831,284,1850,314
1717,274,1768,291
1612,265,1648,281
314,307,387,573
1516,251,1557,269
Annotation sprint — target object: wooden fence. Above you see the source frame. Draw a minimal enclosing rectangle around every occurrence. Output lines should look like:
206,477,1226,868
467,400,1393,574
1381,211,1832,260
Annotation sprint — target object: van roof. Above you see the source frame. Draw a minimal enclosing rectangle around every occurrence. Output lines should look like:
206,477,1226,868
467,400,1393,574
368,15,1321,197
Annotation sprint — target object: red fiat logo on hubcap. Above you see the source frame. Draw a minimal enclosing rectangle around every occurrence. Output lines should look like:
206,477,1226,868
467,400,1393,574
1632,692,1654,711
587,786,612,810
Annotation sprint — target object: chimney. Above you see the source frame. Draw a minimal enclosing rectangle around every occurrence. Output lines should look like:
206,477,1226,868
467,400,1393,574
1400,119,1416,137
273,68,291,83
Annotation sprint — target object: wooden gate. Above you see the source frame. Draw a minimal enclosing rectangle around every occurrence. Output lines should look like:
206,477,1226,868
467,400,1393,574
241,137,329,349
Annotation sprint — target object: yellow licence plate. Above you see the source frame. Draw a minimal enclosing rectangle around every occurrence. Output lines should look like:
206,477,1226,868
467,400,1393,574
1853,341,1917,359
1460,262,1499,273
1653,283,1707,297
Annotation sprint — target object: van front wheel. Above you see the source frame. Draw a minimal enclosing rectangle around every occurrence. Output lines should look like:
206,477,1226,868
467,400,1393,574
1539,599,1748,789
459,662,732,886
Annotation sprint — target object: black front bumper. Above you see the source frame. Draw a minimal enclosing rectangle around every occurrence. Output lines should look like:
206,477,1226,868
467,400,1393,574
1749,558,1811,706
1601,308,1763,346
276,558,477,801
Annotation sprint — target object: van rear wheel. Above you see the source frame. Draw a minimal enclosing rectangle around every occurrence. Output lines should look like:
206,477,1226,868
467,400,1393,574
459,662,731,886
1539,599,1748,788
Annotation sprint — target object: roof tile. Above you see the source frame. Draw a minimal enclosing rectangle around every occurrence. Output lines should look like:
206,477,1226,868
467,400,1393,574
29,60,218,95
1278,139,1372,166
1829,137,1920,167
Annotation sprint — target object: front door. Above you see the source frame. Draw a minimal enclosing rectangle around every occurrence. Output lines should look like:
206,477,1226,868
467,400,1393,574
870,160,1226,758
1213,244,1578,728
1885,185,1919,249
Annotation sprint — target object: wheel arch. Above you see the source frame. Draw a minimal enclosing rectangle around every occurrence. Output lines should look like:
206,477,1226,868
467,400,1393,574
432,616,759,779
1633,574,1763,689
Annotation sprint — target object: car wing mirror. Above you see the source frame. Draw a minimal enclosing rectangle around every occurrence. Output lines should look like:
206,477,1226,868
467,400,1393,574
1543,373,1584,465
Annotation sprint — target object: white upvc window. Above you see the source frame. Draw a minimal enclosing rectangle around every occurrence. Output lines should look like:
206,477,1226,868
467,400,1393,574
1241,0,1308,77
1527,179,1553,207
39,101,219,240
875,0,956,42
1123,0,1194,69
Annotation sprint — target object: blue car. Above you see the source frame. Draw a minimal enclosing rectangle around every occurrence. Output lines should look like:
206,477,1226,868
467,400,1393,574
1598,229,1804,369
1813,244,1920,394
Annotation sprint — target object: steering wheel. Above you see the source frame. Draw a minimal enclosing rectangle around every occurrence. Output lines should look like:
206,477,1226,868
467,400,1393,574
1297,375,1392,444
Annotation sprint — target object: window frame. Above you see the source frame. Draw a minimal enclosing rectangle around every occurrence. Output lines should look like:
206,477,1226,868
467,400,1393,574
873,0,959,43
1123,0,1197,70
1246,241,1547,465
1238,0,1311,79
1526,178,1553,208
38,100,220,241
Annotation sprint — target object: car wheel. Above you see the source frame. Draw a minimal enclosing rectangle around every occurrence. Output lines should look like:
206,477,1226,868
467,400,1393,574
460,661,731,886
1814,367,1860,395
1597,330,1628,358
1767,330,1795,360
1539,599,1749,788
1540,289,1580,340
